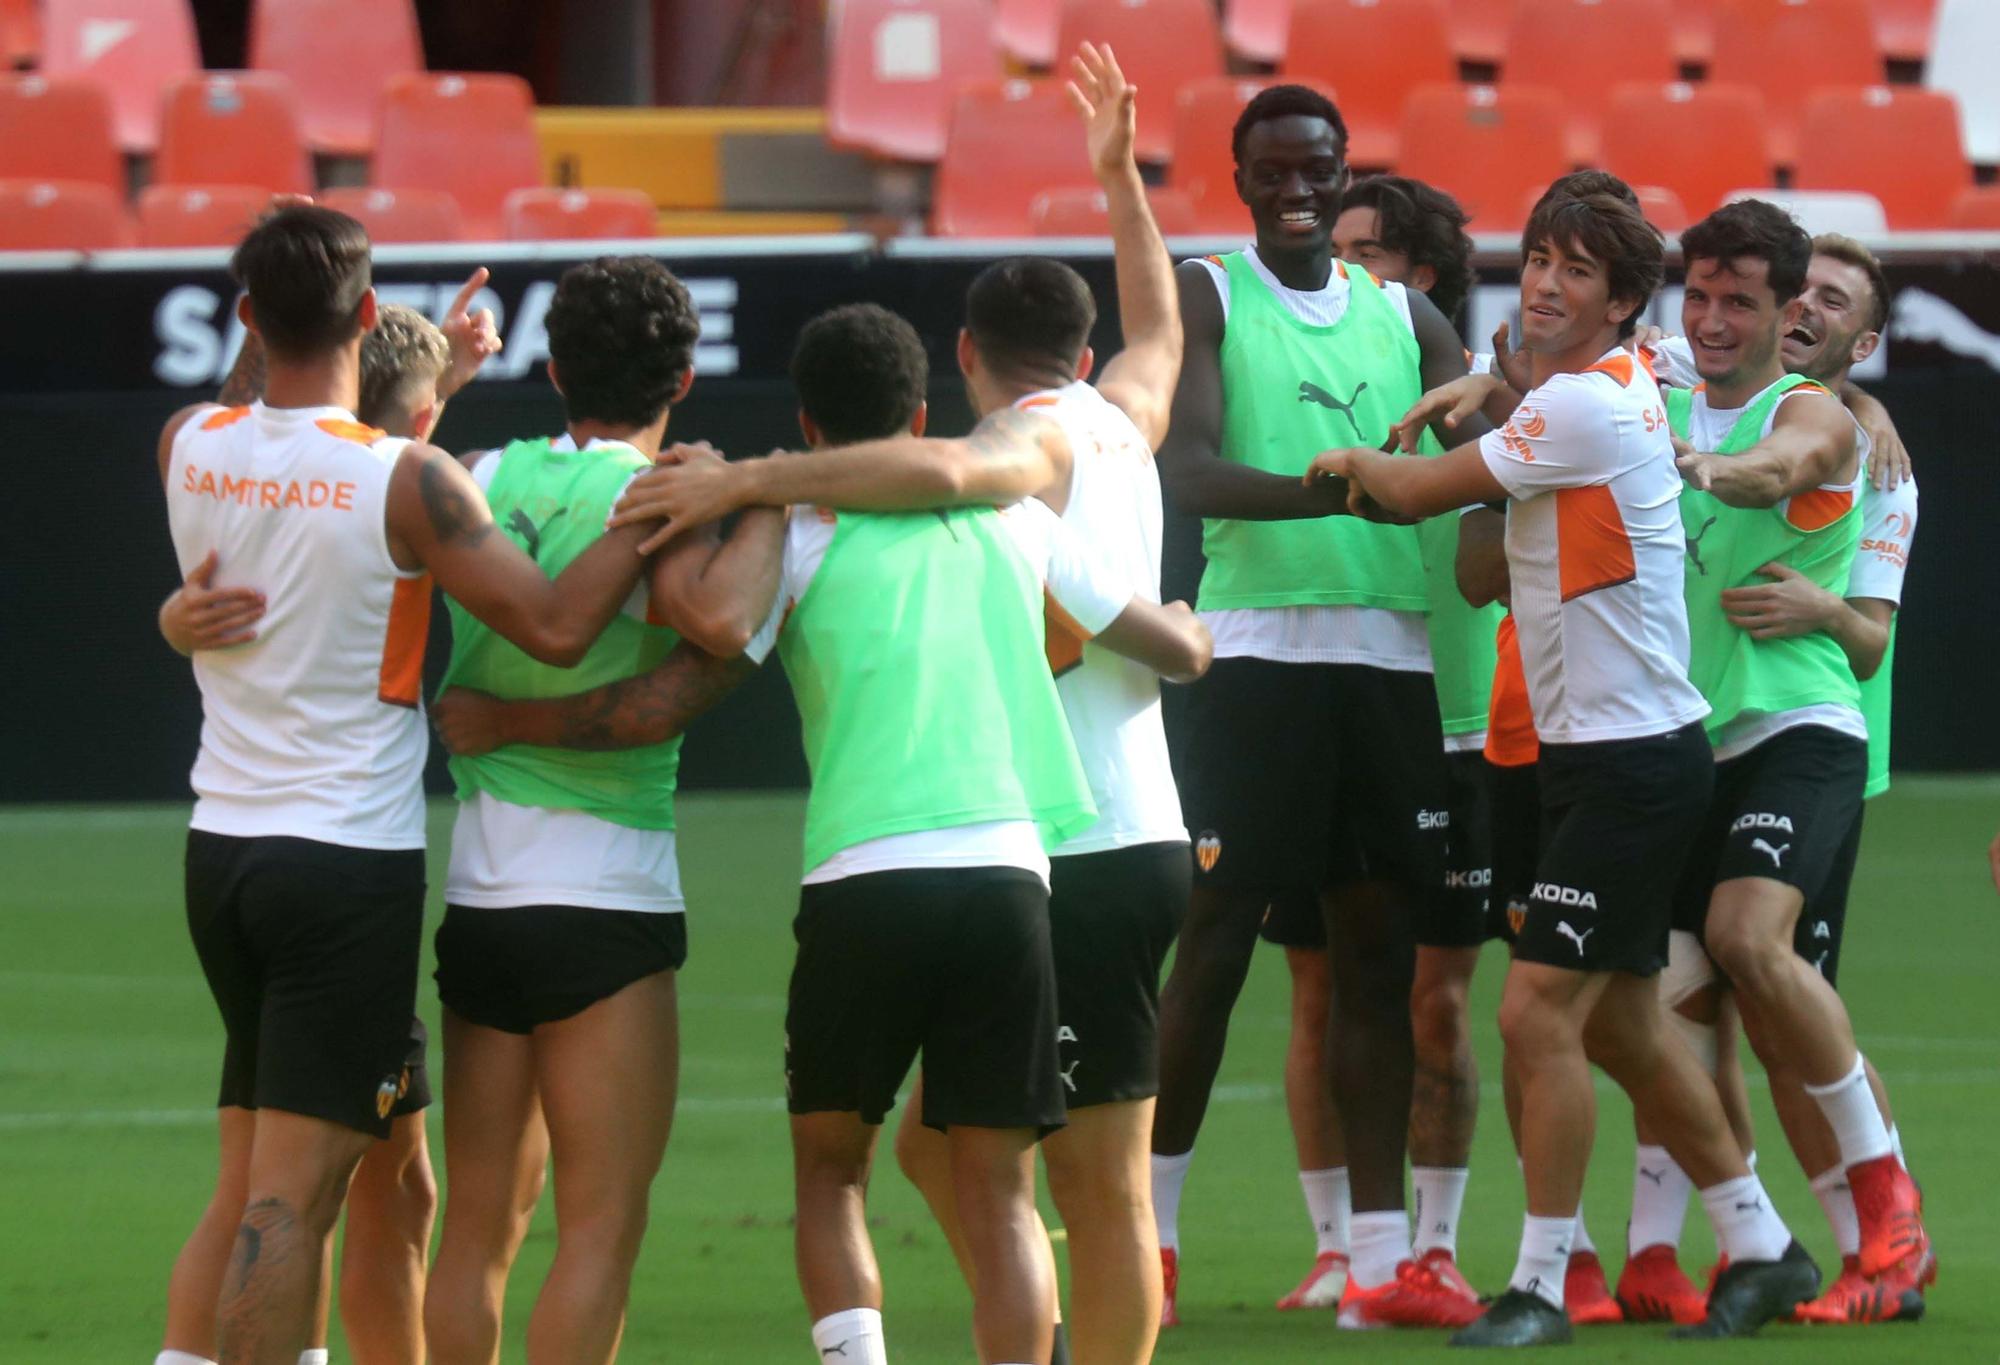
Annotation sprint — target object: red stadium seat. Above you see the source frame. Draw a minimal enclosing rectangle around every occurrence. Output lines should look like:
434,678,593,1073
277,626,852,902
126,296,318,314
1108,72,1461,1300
1030,184,1199,235
1446,0,1516,64
1396,84,1569,232
1053,0,1224,164
503,187,657,241
136,183,270,248
1501,0,1678,164
1949,186,2000,228
933,79,1096,236
0,178,130,249
318,186,463,243
1169,75,1338,236
994,0,1061,64
1224,0,1290,63
1281,0,1456,168
40,0,200,152
2,0,42,68
248,0,424,155
1867,0,1937,62
1674,0,1718,65
374,72,543,241
1707,0,1884,167
826,0,1000,162
1633,184,1691,233
1795,86,1969,228
155,73,312,197
1602,82,1774,219
0,76,122,194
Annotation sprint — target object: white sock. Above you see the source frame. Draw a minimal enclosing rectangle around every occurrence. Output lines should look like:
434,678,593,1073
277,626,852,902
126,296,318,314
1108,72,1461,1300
1746,1148,1758,1174
1889,1123,1908,1171
1628,1144,1693,1254
299,1353,329,1365
1348,1210,1411,1289
1411,1166,1469,1256
1151,1150,1193,1250
155,1354,217,1365
1508,1214,1573,1309
1299,1166,1350,1257
811,1308,887,1365
1810,1165,1862,1257
1571,1201,1597,1256
1806,1054,1894,1167
1700,1174,1791,1264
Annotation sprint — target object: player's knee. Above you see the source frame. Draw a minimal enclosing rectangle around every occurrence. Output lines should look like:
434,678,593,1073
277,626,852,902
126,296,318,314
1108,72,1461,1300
1410,979,1470,1060
1497,982,1570,1063
1703,913,1789,998
892,1114,941,1190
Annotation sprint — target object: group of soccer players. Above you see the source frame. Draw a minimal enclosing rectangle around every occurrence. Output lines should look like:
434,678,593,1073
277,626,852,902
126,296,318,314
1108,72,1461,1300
148,38,1933,1365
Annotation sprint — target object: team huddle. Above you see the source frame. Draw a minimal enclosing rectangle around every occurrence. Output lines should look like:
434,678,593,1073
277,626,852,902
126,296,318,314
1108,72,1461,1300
150,41,1930,1365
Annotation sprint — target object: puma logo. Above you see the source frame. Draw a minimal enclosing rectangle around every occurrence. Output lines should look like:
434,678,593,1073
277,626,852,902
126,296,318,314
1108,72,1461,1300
1556,921,1594,957
1639,1166,1666,1186
1686,513,1719,575
1298,379,1370,437
505,506,566,560
1751,838,1789,869
1892,288,2000,372
1059,1059,1081,1092
1735,1196,1764,1214
821,1342,849,1358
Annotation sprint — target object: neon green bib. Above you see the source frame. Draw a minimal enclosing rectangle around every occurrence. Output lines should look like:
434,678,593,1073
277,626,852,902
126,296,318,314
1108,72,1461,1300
439,437,680,830
1197,253,1428,612
1670,381,1861,735
1421,514,1504,738
1860,618,1895,798
776,508,1097,873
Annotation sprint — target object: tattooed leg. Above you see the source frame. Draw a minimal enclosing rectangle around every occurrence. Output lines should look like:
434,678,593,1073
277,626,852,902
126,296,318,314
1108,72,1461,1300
1409,945,1482,1170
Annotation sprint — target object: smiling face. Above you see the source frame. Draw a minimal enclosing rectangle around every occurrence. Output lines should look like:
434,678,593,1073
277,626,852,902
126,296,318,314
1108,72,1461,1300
1236,115,1348,255
1332,205,1421,290
1517,234,1631,358
1781,252,1880,385
1681,255,1798,389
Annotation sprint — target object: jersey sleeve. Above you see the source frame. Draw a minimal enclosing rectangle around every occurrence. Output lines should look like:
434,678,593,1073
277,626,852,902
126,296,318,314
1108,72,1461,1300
1477,373,1623,500
1649,335,1700,389
1000,499,1133,636
1847,475,1917,604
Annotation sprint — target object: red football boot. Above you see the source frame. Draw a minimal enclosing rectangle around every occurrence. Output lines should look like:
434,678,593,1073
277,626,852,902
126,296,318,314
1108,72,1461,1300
1850,1154,1930,1278
1417,1247,1480,1302
1614,1243,1708,1325
1794,1252,1930,1324
1337,1258,1483,1329
1276,1250,1349,1310
1159,1246,1180,1328
1564,1250,1624,1325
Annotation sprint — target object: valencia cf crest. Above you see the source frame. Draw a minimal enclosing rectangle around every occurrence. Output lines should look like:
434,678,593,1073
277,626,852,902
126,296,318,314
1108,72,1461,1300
1196,832,1221,873
375,1075,401,1120
1506,898,1528,938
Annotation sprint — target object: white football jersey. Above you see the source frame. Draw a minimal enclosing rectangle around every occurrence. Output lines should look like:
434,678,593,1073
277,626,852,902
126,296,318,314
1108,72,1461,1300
166,402,429,849
1021,380,1189,854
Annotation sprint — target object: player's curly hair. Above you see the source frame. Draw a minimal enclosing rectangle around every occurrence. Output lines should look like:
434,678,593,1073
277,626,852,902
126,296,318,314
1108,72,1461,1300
1342,175,1476,322
231,205,372,358
791,303,928,446
1680,200,1813,304
966,257,1096,382
1231,84,1348,165
1520,192,1665,340
358,304,449,429
545,256,700,428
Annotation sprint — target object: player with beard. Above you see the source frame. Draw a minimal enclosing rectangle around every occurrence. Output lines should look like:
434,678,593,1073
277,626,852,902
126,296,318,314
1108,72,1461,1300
1317,191,1817,1346
1147,84,1487,1331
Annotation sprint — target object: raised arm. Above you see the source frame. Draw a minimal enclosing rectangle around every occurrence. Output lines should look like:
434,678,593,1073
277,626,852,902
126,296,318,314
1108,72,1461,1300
1839,381,1909,491
431,641,754,755
1155,260,1351,520
1675,391,1856,509
610,412,1074,551
386,442,653,667
1066,42,1180,449
1307,441,1507,522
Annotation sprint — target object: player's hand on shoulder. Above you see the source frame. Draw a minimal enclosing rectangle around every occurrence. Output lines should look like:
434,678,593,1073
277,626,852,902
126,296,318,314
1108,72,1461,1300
161,550,266,654
1065,41,1137,184
438,267,502,399
431,686,507,757
611,447,747,554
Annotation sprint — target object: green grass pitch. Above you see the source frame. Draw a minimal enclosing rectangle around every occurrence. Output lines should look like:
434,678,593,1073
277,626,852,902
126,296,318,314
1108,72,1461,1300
3,783,1996,1361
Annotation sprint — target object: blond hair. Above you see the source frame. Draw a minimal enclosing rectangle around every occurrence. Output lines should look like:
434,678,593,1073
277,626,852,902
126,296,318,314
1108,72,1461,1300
1811,233,1891,335
359,303,451,429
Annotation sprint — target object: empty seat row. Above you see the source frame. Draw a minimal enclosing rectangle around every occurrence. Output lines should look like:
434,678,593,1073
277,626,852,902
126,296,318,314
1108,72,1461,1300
0,180,662,251
831,0,1999,172
932,78,1977,236
0,70,544,238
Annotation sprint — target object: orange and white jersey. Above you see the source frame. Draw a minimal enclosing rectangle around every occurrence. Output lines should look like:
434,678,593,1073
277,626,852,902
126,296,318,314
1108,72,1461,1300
1477,349,1710,745
1019,380,1187,855
167,402,429,849
1849,472,1917,604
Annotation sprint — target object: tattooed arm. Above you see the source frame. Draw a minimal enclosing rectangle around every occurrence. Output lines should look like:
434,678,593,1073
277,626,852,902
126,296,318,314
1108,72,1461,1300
384,443,654,667
432,642,755,754
610,407,1076,552
216,329,269,407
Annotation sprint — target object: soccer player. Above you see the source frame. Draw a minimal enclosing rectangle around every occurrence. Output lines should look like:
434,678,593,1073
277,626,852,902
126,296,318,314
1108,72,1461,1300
155,298,483,1365
158,205,660,1365
1663,200,1930,1302
608,47,1193,1362
421,255,784,1365
1316,190,1816,1346
1147,83,1486,1330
